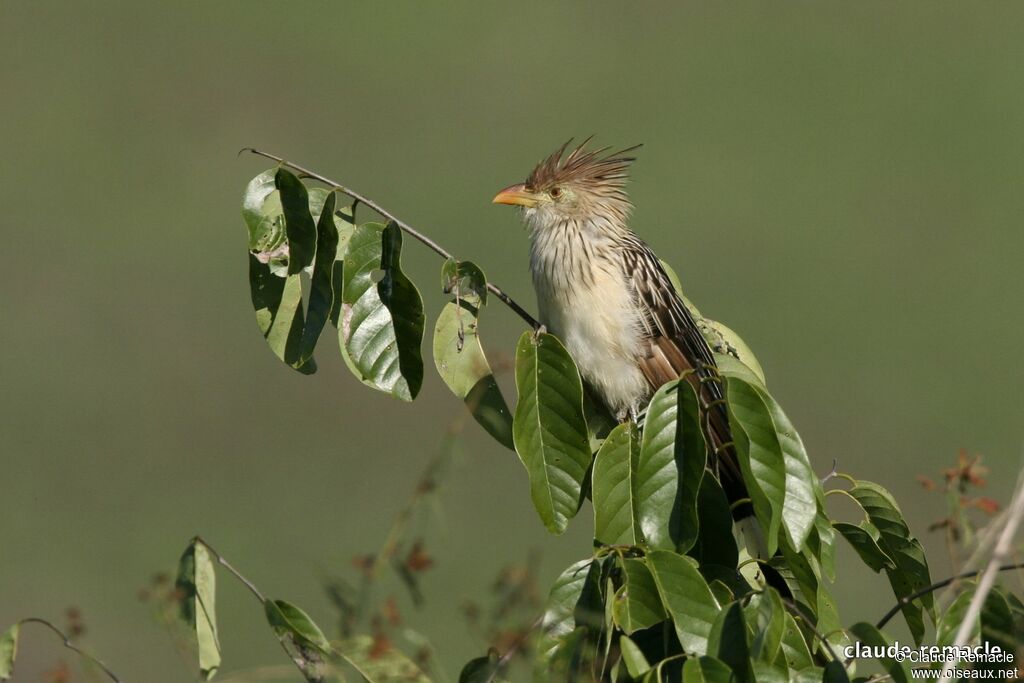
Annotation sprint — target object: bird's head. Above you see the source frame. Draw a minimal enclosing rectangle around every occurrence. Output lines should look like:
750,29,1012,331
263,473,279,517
493,139,639,234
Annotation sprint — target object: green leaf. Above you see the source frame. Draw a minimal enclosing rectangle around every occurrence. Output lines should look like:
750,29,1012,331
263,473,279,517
848,480,933,645
297,189,338,364
619,635,651,678
511,331,592,534
751,662,789,683
593,422,641,545
682,656,734,683
335,635,432,682
340,221,425,401
441,257,488,306
536,559,601,664
721,374,784,556
834,522,894,573
243,169,286,261
327,201,356,327
848,622,911,683
458,657,497,683
689,474,739,568
748,588,785,663
275,168,318,275
646,549,720,654
720,356,817,552
937,589,974,647
458,650,501,683
980,589,1017,669
777,611,814,671
244,171,345,374
0,624,18,680
433,260,513,449
176,540,221,680
637,380,707,552
821,660,850,683
707,602,752,683
701,318,767,386
613,558,667,634
264,599,331,654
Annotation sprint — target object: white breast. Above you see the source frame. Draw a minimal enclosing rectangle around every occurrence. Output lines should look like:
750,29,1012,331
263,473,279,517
529,225,650,418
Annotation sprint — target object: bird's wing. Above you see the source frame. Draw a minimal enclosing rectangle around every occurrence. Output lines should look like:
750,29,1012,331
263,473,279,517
620,236,722,402
622,236,748,509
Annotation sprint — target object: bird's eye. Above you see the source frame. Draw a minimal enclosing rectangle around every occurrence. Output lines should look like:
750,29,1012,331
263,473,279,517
549,187,562,198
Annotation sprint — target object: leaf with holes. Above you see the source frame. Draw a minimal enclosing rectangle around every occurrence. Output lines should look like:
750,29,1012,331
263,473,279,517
340,221,425,401
176,540,220,680
433,260,512,448
512,332,592,534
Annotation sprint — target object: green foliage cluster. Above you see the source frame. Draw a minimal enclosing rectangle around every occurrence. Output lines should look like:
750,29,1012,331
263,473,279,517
5,164,1019,683
228,166,1023,682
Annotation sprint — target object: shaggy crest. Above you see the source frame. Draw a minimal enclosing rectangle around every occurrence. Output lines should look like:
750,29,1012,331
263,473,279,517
525,138,641,200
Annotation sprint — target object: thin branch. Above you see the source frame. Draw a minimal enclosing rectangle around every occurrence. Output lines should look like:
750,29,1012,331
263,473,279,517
489,615,544,683
875,562,1024,630
940,468,1024,677
241,148,541,329
18,618,123,683
194,536,267,603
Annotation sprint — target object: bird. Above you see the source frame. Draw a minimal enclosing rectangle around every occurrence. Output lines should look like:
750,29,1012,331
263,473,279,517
492,139,748,512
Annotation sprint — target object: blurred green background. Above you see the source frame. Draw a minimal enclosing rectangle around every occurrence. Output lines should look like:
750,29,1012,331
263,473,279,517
2,2,1022,680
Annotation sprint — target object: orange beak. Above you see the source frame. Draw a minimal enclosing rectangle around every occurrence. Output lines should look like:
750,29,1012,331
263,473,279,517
492,183,539,208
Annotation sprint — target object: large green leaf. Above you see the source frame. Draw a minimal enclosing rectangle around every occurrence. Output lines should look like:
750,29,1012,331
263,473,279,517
646,550,720,655
335,635,433,682
722,372,785,556
512,331,592,534
176,539,221,680
613,558,667,634
0,624,18,681
592,422,641,545
848,622,911,683
340,221,425,401
719,355,817,552
433,259,513,449
636,380,707,552
848,481,933,645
